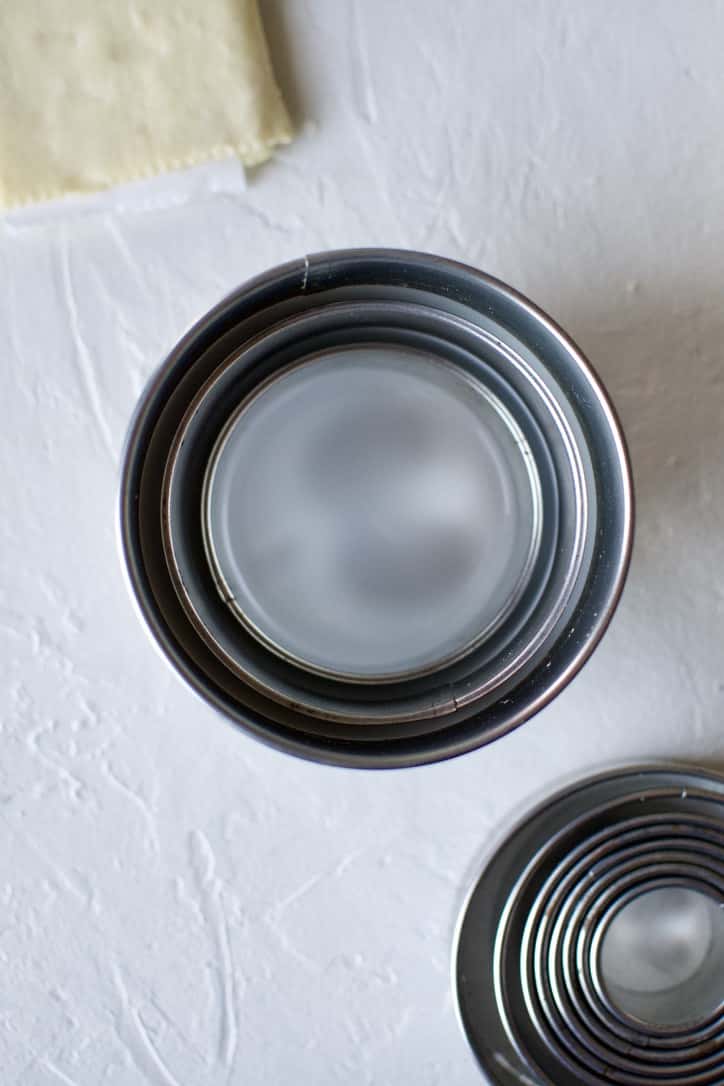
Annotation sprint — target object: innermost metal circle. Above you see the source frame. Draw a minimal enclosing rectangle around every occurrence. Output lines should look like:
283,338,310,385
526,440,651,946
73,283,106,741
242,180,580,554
203,344,542,681
599,885,724,1028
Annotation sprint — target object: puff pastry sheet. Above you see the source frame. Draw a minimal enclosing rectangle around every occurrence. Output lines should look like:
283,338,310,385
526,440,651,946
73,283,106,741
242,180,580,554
0,0,292,206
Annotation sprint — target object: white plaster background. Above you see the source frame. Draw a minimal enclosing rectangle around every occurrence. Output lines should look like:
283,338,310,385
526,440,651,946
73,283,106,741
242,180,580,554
1,1,723,1082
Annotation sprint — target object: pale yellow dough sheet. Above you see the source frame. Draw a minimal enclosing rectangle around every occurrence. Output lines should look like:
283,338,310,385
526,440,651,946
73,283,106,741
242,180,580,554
0,0,292,207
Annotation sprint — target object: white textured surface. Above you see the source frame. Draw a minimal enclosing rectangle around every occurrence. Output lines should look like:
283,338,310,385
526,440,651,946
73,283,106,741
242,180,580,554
2,2,724,1082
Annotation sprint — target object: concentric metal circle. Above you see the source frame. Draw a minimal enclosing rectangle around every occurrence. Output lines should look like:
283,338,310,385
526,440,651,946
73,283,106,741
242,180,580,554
454,767,724,1085
200,345,543,684
158,300,576,725
119,250,632,766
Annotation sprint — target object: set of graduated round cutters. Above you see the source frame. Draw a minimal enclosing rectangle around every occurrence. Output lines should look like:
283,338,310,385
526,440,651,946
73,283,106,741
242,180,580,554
120,251,722,1082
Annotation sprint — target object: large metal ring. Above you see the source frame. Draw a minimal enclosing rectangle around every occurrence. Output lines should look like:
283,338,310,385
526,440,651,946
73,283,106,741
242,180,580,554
118,250,632,767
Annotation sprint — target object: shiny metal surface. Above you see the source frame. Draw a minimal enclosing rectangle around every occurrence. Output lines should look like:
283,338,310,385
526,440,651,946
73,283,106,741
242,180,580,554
454,766,724,1085
159,298,583,726
118,249,633,766
201,345,542,684
599,885,724,1029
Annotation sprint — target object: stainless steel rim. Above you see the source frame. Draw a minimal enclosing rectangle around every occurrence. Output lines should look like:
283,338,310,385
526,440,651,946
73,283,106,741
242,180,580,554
198,346,545,685
118,249,633,767
454,766,724,1085
159,300,585,724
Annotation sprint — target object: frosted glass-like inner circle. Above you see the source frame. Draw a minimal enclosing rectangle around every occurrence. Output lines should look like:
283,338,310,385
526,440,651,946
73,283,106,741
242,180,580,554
203,346,541,680
600,885,724,1028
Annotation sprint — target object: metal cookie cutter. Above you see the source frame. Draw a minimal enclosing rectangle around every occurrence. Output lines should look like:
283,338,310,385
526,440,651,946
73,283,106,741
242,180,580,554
455,766,724,1085
119,250,632,767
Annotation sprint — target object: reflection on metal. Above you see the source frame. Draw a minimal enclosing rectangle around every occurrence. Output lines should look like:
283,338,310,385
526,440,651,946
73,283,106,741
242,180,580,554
119,250,632,767
455,766,724,1085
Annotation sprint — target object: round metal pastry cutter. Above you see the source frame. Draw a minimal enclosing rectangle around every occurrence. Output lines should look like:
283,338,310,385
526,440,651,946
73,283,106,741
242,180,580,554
455,766,724,1085
119,250,632,766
